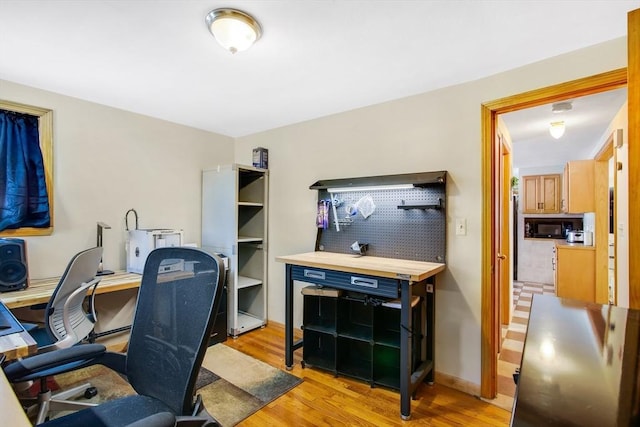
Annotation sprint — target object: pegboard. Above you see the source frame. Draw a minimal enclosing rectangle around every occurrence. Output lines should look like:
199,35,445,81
314,177,446,263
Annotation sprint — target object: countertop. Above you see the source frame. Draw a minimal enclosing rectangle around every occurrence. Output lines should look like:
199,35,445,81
555,241,596,250
511,295,640,426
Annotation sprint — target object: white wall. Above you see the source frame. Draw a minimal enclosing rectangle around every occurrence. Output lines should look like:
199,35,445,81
0,36,628,391
234,37,628,387
0,80,235,278
517,165,564,178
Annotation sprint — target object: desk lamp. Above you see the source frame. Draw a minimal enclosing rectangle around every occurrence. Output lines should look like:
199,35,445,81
96,222,114,276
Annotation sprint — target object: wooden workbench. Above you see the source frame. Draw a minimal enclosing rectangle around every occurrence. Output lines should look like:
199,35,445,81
276,251,445,420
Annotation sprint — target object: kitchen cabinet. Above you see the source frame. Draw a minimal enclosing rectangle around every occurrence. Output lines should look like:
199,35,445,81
555,243,595,302
562,159,594,213
522,174,560,213
202,164,268,337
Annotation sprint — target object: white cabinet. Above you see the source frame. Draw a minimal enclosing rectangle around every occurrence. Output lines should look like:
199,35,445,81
202,164,268,337
517,238,557,284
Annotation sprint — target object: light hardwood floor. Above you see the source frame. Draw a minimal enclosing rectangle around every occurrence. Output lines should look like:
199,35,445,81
225,322,511,426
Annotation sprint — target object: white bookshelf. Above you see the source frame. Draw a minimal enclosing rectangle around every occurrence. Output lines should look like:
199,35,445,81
202,164,268,337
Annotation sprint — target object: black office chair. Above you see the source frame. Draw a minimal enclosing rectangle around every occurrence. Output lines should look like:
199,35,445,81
4,246,107,424
39,246,225,427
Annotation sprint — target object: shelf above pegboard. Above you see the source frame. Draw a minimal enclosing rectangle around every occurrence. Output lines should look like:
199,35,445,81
309,171,446,191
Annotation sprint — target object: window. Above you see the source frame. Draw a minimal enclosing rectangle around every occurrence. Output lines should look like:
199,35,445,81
0,100,53,236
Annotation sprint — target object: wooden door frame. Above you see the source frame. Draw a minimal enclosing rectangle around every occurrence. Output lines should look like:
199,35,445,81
629,9,640,309
594,131,621,305
480,68,628,398
499,134,512,328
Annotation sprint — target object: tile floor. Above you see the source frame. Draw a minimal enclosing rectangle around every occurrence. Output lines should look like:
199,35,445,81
493,280,556,410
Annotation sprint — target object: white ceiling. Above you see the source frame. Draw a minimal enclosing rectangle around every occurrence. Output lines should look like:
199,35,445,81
502,88,628,169
0,1,638,138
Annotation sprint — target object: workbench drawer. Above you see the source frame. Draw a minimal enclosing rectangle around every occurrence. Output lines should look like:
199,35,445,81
292,266,398,298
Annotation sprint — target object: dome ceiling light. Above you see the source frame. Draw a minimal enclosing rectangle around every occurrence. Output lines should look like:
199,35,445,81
205,8,262,54
549,101,571,139
549,121,566,139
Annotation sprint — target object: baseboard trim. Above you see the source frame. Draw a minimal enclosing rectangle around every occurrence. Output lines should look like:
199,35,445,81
434,370,481,397
273,321,482,397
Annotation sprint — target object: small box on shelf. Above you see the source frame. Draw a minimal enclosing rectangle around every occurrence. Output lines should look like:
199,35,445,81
252,147,268,169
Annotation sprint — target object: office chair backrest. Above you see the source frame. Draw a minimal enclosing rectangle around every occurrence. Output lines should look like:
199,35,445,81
126,247,224,416
45,247,103,346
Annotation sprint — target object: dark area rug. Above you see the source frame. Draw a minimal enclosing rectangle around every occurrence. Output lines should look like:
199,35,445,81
52,344,302,426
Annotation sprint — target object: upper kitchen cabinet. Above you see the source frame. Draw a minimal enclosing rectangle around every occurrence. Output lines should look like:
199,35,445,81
522,174,561,213
562,160,594,213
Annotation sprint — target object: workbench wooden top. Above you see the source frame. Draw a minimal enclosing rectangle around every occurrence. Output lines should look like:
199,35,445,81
275,251,445,282
0,271,141,309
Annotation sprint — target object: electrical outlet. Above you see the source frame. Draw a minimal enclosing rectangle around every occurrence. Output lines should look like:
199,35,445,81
455,218,467,236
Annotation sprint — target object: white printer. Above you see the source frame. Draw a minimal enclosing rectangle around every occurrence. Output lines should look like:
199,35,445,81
126,229,184,274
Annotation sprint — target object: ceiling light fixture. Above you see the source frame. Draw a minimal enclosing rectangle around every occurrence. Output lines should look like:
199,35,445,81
205,8,262,54
549,121,566,139
551,101,573,113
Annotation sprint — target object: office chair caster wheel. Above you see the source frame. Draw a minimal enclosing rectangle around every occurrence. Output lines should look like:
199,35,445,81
84,386,98,399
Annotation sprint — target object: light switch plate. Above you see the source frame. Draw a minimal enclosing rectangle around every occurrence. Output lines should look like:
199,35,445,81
456,218,467,236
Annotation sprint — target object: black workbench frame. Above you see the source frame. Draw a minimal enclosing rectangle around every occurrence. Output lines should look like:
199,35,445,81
284,263,438,420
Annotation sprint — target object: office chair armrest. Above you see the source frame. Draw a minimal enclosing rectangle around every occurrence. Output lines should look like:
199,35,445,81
56,278,101,349
87,277,100,323
4,343,106,382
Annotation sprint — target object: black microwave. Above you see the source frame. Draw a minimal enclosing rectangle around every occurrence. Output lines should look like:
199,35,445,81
535,223,562,238
524,218,583,239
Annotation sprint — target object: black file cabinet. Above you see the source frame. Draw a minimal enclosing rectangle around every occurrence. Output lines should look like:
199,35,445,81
209,262,229,346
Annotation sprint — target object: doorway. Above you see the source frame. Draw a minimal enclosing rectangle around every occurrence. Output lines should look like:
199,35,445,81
479,68,627,399
492,88,626,406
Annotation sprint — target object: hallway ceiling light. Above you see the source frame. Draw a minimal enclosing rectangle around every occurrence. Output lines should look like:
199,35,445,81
205,8,262,54
549,121,566,139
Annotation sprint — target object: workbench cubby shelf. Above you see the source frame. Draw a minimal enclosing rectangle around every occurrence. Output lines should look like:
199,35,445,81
202,164,268,338
302,291,422,390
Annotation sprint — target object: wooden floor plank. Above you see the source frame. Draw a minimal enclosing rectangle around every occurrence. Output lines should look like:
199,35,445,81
225,322,511,426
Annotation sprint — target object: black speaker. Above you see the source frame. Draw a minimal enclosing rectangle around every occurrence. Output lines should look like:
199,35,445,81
0,238,29,292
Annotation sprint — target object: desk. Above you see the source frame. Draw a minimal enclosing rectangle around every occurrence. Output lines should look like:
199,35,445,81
0,301,37,361
0,273,139,427
0,271,141,310
1,301,36,427
1,271,141,345
276,251,445,420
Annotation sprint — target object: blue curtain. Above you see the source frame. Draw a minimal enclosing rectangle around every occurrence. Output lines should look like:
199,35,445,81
0,109,50,231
